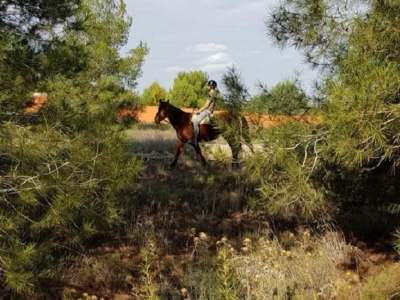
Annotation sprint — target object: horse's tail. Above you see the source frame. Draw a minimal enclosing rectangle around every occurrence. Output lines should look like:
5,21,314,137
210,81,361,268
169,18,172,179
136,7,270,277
210,118,223,136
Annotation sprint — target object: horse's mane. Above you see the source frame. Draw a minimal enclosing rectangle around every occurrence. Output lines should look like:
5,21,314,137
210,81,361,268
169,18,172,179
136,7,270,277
165,101,191,124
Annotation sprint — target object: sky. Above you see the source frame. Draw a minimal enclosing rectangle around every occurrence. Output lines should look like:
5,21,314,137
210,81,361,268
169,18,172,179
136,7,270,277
122,0,318,96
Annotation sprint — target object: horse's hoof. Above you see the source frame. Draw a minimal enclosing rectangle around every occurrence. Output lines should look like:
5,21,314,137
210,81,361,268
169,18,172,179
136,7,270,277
167,165,174,171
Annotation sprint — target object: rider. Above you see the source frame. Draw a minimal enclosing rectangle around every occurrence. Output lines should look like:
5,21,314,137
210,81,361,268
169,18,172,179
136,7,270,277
190,80,218,146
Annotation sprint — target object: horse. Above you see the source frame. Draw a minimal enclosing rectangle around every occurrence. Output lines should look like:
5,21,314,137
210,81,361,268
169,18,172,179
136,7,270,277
154,99,253,169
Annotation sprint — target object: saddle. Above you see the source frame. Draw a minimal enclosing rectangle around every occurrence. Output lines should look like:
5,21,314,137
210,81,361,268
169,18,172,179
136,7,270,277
191,113,213,125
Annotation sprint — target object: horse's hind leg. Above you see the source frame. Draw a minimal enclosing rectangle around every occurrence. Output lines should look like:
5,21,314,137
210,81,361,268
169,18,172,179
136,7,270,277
231,142,241,169
242,129,254,154
190,143,207,169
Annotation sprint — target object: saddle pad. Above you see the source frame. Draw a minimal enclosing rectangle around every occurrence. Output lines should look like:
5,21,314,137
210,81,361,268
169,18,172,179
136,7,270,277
191,114,212,125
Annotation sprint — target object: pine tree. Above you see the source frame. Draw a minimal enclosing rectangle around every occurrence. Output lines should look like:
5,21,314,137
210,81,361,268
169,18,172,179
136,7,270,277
256,0,400,227
141,81,168,105
0,0,148,296
249,77,309,115
168,70,209,107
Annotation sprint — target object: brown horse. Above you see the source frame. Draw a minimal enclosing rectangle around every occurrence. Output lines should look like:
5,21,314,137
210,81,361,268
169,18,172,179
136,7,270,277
154,99,252,169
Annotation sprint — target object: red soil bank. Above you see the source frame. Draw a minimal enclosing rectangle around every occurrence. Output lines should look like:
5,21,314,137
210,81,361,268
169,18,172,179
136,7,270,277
131,106,321,127
24,96,321,127
24,93,49,113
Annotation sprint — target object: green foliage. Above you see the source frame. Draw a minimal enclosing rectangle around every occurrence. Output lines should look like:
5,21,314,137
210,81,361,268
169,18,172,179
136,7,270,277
244,121,329,222
0,0,148,119
141,81,168,105
216,246,244,300
220,66,249,113
248,77,310,115
0,122,143,295
77,0,148,90
168,70,209,107
139,248,160,300
267,0,400,171
322,1,400,171
261,0,400,227
267,0,355,72
120,41,150,90
0,0,82,114
209,66,253,159
0,0,80,52
0,0,148,296
63,0,149,94
357,264,400,300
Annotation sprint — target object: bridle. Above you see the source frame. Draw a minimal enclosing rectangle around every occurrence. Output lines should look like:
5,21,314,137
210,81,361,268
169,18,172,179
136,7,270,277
156,105,170,124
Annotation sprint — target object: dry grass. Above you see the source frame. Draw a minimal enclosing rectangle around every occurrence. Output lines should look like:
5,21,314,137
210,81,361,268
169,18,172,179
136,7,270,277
125,123,252,165
125,124,177,157
62,226,400,299
178,230,400,300
57,125,400,300
227,231,349,299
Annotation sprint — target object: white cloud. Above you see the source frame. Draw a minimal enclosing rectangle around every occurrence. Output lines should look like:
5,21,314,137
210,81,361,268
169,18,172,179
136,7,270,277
165,66,183,73
194,52,234,73
186,43,227,53
200,63,232,73
198,53,231,65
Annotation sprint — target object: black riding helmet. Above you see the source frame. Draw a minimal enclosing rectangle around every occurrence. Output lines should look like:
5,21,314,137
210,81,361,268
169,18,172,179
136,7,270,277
207,80,217,88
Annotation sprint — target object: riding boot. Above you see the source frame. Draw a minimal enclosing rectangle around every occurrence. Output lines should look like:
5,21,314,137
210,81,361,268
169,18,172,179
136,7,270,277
188,126,199,146
194,125,200,146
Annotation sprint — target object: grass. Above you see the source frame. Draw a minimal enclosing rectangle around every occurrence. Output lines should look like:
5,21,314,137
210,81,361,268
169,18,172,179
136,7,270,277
125,123,250,165
56,125,400,300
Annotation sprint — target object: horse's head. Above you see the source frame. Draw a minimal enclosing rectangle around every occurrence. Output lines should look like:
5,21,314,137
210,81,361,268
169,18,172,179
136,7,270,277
154,99,170,124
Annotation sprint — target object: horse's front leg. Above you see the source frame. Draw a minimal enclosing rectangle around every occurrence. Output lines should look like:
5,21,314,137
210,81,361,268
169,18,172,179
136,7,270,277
169,140,185,170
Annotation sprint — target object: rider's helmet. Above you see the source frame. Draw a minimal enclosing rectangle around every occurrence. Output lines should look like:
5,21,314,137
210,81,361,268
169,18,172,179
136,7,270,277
207,80,217,89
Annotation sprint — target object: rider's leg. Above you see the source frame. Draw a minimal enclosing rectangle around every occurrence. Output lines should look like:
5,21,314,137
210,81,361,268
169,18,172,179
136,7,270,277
191,118,201,146
191,110,209,146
